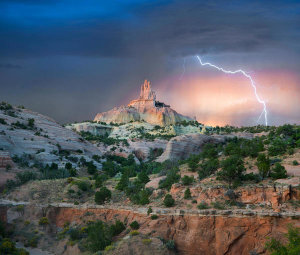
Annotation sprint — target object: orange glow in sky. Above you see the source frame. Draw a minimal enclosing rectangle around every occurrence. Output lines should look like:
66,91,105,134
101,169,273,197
155,69,300,126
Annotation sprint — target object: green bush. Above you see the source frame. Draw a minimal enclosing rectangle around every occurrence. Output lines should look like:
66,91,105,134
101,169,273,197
87,161,97,175
268,138,287,156
116,172,129,191
198,159,219,180
137,171,150,184
293,160,299,166
151,214,158,220
110,220,125,236
165,240,175,250
270,163,287,180
95,187,111,205
211,201,225,210
0,118,7,125
217,155,245,187
147,207,153,215
265,225,300,255
38,217,49,226
257,154,270,179
86,220,112,252
163,194,175,207
130,221,140,230
181,175,194,185
77,181,90,192
184,188,191,199
197,201,209,209
159,167,180,190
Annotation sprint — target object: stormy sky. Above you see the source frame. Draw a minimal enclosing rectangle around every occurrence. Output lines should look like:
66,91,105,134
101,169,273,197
0,0,299,126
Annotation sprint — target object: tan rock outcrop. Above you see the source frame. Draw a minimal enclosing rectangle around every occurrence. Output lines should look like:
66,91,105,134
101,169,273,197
156,134,220,162
94,80,193,126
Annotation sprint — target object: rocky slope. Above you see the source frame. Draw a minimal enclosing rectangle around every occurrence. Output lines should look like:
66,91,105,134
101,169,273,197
0,103,102,168
94,80,193,126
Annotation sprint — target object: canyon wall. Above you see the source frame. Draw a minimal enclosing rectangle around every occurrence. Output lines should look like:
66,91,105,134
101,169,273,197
46,207,299,255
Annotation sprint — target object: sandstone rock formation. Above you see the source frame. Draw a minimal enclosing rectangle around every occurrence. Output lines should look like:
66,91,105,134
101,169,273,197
0,107,102,167
27,205,300,255
156,134,221,162
66,122,113,136
94,80,193,126
156,132,256,162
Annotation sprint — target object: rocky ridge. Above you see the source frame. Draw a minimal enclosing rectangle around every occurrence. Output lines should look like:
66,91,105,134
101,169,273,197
0,105,102,168
94,80,193,126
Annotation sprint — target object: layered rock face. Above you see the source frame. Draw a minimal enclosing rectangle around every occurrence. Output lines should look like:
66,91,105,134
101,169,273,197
94,80,193,126
156,134,221,162
43,206,299,255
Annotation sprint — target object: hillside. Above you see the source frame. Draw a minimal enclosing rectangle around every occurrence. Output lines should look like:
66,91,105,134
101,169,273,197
0,102,299,255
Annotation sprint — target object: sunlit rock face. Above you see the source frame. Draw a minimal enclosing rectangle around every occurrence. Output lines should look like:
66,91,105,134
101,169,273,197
94,80,193,126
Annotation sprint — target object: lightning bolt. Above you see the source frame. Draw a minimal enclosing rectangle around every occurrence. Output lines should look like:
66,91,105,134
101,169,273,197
195,55,268,126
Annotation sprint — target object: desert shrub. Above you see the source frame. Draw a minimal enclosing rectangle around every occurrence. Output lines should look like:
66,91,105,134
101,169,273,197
104,245,114,251
87,161,97,175
224,140,242,156
0,118,7,125
95,187,111,205
151,214,158,220
163,194,175,207
184,188,191,199
130,230,139,236
16,171,37,184
268,138,287,156
142,239,152,245
293,160,299,166
27,118,35,128
130,221,140,230
197,201,209,209
217,155,245,187
165,240,175,250
211,201,225,210
102,160,121,177
188,161,198,172
69,228,82,241
135,189,150,205
257,154,270,179
270,163,287,180
181,175,194,185
198,158,219,180
0,102,13,110
65,162,72,170
159,167,180,190
0,238,29,255
116,172,129,191
201,143,218,159
86,220,112,252
95,175,107,188
242,173,261,183
110,220,125,236
67,168,77,177
40,167,69,180
265,225,300,255
76,181,90,191
137,171,150,184
38,217,49,226
147,207,153,215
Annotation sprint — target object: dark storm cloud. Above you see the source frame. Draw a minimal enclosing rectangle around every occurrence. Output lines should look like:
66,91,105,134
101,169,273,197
0,0,299,59
0,0,299,125
0,63,22,69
